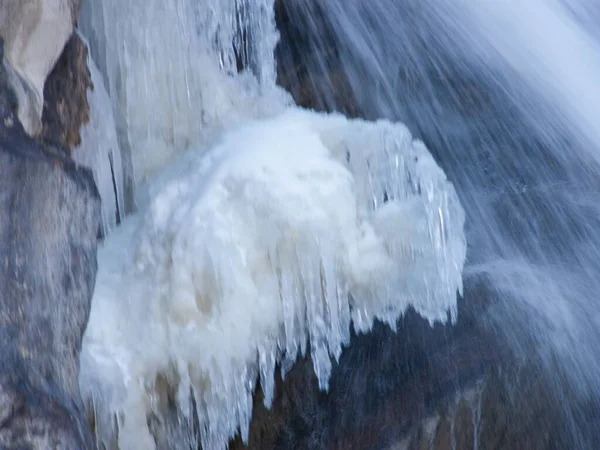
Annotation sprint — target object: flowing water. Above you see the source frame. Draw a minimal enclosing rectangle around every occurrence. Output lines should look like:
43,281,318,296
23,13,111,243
276,0,600,446
290,0,600,372
75,0,600,448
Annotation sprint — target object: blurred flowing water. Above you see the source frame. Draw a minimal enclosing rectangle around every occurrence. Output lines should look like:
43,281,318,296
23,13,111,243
275,0,600,447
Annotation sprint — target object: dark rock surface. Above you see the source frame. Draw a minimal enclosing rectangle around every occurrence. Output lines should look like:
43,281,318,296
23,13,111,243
274,0,360,118
0,41,99,449
40,32,92,152
228,296,575,450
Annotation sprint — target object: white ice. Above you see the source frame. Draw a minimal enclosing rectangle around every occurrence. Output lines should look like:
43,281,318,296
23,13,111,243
72,34,124,236
78,0,290,190
77,0,466,448
80,108,466,450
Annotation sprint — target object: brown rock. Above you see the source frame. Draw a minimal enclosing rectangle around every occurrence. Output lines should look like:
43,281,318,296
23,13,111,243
0,0,81,135
40,33,91,152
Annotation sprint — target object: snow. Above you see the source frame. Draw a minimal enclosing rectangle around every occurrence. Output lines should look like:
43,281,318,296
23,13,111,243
79,109,466,450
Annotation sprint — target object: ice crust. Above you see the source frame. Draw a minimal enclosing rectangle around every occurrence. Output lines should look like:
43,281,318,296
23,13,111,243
80,109,466,449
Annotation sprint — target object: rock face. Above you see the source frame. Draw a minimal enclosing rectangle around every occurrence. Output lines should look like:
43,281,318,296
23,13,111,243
229,293,592,450
40,33,92,151
0,42,98,449
0,0,79,135
274,0,359,118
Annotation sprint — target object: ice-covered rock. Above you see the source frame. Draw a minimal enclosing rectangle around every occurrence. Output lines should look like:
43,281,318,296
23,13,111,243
72,35,125,236
77,1,466,448
80,108,466,450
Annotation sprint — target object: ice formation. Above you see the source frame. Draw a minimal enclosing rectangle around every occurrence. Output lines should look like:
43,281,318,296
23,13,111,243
78,0,290,188
72,35,124,236
80,109,466,449
77,0,466,449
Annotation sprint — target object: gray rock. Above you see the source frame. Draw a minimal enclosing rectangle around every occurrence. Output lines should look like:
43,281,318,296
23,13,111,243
0,40,98,449
0,0,80,135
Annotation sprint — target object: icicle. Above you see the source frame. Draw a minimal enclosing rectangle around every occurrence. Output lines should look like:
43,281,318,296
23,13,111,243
79,0,290,187
72,33,124,236
80,109,466,449
77,0,466,448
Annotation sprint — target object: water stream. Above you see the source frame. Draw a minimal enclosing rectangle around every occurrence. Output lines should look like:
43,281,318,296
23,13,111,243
275,0,600,446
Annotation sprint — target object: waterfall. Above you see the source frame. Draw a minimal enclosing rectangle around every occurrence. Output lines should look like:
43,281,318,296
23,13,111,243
77,1,466,449
274,0,600,444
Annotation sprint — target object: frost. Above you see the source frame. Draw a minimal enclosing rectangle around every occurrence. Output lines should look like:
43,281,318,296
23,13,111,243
72,35,124,236
79,109,466,449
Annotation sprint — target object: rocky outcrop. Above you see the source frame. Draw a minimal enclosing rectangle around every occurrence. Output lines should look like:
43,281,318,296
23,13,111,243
0,41,98,449
228,292,586,450
0,0,79,135
40,33,92,152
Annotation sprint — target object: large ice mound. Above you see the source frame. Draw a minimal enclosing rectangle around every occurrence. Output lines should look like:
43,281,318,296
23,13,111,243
80,108,466,450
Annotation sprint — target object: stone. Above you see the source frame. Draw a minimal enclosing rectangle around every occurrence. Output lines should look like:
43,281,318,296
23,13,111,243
40,33,92,151
274,0,360,118
0,40,98,449
0,0,80,135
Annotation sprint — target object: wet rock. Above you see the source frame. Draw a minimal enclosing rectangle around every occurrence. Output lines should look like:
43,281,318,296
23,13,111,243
274,0,360,117
0,41,98,449
228,304,580,450
0,0,80,135
228,286,501,450
40,33,92,152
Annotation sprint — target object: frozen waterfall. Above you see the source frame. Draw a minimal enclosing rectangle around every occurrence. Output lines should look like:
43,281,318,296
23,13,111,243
72,32,124,236
77,1,467,449
78,0,290,190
